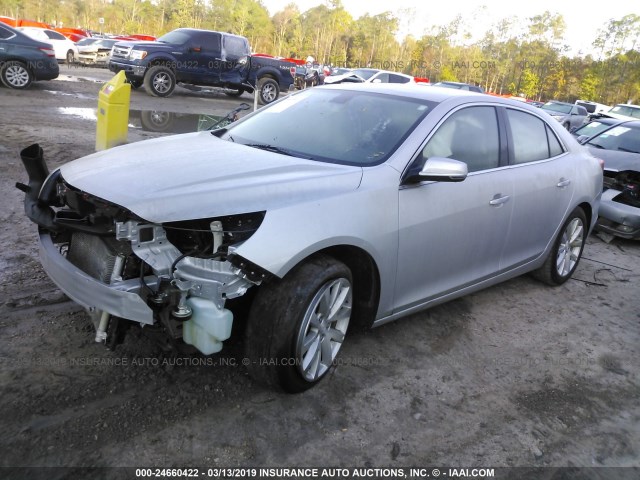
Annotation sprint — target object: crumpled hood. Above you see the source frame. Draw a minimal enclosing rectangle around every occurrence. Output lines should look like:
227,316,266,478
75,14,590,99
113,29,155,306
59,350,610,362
59,132,363,223
588,147,640,173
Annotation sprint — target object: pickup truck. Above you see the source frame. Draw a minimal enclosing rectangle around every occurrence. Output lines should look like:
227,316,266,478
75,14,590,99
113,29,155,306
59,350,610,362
108,28,295,104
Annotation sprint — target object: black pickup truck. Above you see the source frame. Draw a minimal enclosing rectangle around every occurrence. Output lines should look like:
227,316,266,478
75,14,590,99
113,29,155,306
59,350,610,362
108,28,295,104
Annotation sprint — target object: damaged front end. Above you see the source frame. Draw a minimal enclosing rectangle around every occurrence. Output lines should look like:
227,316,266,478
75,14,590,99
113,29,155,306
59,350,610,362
17,144,267,354
598,169,640,239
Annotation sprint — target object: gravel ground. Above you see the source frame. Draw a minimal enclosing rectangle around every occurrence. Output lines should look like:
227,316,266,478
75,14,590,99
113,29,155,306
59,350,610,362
0,67,639,477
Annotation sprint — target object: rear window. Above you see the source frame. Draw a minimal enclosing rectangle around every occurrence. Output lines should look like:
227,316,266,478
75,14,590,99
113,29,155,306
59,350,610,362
541,102,572,114
576,101,596,114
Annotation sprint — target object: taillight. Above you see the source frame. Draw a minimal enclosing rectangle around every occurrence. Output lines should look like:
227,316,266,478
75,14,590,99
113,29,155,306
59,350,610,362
39,47,55,57
598,158,605,170
290,66,296,76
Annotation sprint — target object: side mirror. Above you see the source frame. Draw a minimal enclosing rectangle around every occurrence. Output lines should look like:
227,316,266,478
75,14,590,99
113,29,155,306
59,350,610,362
371,78,382,84
407,157,468,183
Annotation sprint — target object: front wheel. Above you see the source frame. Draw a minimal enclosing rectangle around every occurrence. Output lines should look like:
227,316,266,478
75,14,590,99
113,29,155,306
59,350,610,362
0,61,33,89
143,65,176,97
245,255,353,392
257,77,279,105
533,207,587,285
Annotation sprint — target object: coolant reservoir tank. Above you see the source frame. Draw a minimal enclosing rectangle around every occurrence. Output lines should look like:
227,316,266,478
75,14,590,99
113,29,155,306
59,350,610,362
182,297,233,355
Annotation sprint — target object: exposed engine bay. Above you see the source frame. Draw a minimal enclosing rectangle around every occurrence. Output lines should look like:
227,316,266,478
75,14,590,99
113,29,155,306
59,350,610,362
603,169,640,208
17,144,267,355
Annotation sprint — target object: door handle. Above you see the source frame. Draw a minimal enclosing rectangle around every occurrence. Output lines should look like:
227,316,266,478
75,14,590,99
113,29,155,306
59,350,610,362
489,194,510,207
557,178,571,188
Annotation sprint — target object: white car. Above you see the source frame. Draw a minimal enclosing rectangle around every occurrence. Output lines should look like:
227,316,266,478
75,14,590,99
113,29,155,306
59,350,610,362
599,104,640,121
17,27,78,63
324,68,414,85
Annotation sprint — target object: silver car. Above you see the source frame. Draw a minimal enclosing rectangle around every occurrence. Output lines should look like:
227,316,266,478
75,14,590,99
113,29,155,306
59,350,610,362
18,84,602,392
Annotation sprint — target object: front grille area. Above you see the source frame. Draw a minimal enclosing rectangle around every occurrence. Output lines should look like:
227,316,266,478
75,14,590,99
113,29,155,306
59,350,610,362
111,46,131,59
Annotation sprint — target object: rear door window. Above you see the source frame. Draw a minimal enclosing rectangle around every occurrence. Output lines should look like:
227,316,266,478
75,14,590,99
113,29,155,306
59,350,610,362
223,35,249,59
506,109,565,163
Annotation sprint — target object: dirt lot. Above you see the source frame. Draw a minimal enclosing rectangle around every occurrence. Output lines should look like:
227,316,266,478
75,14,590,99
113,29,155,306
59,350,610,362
0,66,639,475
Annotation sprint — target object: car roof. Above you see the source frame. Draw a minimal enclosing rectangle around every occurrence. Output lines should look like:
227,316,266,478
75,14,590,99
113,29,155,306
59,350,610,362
172,27,246,40
318,82,540,108
546,100,573,105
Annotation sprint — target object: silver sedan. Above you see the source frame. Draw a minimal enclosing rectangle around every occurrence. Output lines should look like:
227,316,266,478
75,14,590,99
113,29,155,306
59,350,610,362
19,84,603,392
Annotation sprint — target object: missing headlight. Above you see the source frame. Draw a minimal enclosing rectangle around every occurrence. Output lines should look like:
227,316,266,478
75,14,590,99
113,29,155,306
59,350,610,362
163,212,265,258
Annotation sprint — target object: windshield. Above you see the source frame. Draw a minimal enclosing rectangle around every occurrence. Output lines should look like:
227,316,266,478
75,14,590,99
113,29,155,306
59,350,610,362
95,39,117,48
434,82,462,89
586,125,640,153
541,102,572,114
157,30,191,45
574,121,615,137
610,105,640,119
351,69,379,80
223,88,437,166
77,38,98,46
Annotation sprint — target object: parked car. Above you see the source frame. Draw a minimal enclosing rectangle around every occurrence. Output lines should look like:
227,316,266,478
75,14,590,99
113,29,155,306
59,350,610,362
329,67,352,76
323,68,414,85
540,101,588,130
76,38,117,67
593,104,640,122
17,26,79,63
582,121,640,239
0,23,59,89
572,118,628,141
18,84,602,393
108,28,295,104
575,99,611,116
432,81,484,93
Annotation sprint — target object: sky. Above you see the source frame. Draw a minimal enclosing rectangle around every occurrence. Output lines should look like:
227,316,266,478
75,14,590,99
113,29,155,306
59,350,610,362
260,0,637,56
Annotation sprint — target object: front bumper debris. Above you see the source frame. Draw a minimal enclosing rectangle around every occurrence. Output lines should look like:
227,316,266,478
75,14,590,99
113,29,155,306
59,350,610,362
597,188,640,239
39,230,156,324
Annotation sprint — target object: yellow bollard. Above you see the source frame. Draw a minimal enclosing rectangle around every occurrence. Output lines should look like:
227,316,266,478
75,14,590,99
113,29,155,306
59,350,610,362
96,71,131,151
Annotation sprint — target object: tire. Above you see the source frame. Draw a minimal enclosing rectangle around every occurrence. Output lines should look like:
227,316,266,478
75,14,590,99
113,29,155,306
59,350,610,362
532,207,587,286
129,79,143,89
257,77,279,105
245,254,353,393
66,50,75,64
143,65,176,97
225,87,244,97
140,110,174,132
1,61,33,89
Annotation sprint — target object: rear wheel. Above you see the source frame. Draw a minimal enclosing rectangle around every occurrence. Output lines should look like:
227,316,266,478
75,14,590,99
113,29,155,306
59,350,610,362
257,77,279,105
0,61,33,89
143,65,176,97
533,207,586,285
245,255,353,392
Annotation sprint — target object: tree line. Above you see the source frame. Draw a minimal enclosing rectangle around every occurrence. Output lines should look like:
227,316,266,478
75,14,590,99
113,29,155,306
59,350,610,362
2,0,639,104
